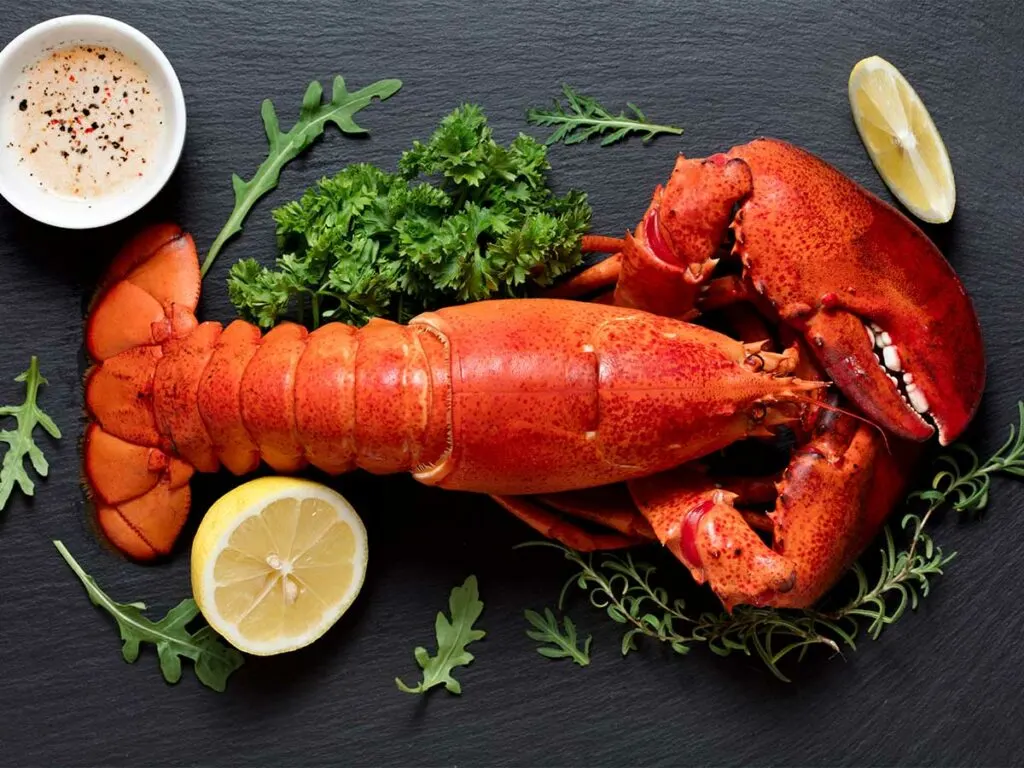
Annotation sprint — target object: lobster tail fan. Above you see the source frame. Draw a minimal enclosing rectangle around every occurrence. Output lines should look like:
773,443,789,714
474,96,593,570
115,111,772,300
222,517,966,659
83,224,204,559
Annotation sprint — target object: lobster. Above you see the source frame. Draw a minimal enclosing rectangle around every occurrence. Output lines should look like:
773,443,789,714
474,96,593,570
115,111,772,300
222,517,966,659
82,138,984,610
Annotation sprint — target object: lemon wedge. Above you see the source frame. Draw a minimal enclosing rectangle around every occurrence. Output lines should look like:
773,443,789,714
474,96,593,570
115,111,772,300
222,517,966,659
191,477,368,656
849,55,955,223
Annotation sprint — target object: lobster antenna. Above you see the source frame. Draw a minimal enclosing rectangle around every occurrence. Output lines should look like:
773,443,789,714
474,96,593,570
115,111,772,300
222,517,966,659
785,393,892,454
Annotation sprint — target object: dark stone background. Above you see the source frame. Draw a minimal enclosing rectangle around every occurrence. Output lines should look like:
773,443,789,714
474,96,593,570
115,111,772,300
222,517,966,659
0,1,1020,765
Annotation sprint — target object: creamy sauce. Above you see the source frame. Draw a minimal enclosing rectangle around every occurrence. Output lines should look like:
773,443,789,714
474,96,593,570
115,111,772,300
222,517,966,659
4,44,164,199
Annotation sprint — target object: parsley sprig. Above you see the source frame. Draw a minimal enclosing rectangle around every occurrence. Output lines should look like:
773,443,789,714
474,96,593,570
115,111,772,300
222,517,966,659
527,84,683,146
55,541,243,691
228,105,590,327
0,356,60,511
528,401,1024,681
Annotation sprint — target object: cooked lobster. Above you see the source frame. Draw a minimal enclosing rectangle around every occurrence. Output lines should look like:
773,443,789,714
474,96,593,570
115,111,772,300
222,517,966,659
82,138,984,610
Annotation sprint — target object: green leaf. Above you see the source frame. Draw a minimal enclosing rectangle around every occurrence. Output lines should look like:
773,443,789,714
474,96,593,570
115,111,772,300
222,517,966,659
396,575,486,695
230,105,590,328
201,75,403,278
524,608,591,667
526,84,683,147
54,541,243,692
0,356,61,511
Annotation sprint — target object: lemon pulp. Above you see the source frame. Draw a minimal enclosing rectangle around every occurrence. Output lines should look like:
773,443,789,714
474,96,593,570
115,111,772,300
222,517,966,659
192,477,368,656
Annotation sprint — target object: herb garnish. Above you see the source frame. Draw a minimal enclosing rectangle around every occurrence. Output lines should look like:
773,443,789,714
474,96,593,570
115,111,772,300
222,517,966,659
228,104,590,327
396,575,485,695
527,84,683,146
1,357,60,511
525,608,591,666
201,75,402,278
55,541,243,691
527,402,1024,681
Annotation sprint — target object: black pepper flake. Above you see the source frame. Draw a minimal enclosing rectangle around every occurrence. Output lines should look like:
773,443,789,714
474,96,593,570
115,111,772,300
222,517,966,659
111,141,121,149
82,108,90,116
91,121,98,129
44,109,53,116
92,85,99,94
61,150,69,158
97,53,106,60
18,99,27,111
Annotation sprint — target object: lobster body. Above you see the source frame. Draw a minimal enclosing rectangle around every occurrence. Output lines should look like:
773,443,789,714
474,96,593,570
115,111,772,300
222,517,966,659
84,232,816,559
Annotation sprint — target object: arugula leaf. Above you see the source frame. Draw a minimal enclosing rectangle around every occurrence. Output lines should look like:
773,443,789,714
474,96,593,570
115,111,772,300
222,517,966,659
527,84,683,146
525,608,591,666
396,575,485,695
228,105,590,328
0,356,60,511
201,75,402,278
55,541,243,692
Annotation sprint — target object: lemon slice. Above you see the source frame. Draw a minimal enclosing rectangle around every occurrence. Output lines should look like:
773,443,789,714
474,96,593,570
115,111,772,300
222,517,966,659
849,55,955,223
191,477,368,656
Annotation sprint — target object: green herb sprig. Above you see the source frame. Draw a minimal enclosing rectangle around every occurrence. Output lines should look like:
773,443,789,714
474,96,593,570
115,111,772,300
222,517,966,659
228,105,590,328
529,402,1024,681
396,575,486,695
201,75,402,278
524,608,591,666
1,357,60,511
55,541,243,691
527,85,683,146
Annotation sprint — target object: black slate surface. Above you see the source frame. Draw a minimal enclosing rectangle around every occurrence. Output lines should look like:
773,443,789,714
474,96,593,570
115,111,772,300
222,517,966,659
0,1,1022,766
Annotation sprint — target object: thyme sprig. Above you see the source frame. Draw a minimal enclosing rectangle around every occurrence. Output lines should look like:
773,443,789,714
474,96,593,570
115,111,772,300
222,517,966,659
528,401,1024,681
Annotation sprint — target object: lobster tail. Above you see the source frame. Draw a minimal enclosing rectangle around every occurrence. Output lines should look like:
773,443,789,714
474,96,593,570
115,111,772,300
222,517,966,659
84,224,202,559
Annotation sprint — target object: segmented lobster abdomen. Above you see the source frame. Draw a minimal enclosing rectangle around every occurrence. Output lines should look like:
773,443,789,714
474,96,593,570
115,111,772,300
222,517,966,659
159,318,451,479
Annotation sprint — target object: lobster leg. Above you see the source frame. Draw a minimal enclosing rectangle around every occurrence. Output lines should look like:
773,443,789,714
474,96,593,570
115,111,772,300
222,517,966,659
491,495,642,551
532,486,656,539
543,253,622,299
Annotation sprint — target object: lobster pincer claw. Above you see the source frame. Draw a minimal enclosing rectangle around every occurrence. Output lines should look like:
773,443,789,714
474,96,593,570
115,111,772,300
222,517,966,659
615,155,753,318
629,407,917,610
628,469,797,611
726,138,985,445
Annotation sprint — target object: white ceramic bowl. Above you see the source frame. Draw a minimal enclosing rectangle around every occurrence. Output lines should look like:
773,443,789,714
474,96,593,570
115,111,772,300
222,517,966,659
0,15,186,229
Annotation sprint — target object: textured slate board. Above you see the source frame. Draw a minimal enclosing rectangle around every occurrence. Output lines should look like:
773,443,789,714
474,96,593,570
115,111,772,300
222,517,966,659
0,0,1021,765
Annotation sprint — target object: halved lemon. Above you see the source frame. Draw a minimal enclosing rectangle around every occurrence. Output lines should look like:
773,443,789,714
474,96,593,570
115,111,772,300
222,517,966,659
191,477,368,656
849,55,955,223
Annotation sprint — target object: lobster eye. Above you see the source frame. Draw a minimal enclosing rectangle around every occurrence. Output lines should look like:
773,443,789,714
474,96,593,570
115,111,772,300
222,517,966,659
750,403,767,423
743,353,765,372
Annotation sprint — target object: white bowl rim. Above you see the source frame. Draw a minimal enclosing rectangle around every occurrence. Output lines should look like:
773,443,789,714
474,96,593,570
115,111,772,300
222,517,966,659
0,14,186,229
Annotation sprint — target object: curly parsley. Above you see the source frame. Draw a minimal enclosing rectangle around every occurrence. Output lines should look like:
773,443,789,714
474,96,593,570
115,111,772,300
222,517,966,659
228,105,591,327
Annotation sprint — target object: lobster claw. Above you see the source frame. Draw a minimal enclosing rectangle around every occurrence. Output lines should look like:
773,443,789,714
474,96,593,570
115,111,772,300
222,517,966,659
727,138,985,445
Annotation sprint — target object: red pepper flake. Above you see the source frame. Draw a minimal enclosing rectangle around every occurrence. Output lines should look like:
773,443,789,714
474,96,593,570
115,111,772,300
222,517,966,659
69,74,76,82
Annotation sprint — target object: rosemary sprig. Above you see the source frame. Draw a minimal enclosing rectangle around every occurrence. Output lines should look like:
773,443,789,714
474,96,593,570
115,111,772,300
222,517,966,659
524,608,592,666
527,84,683,146
529,401,1024,682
